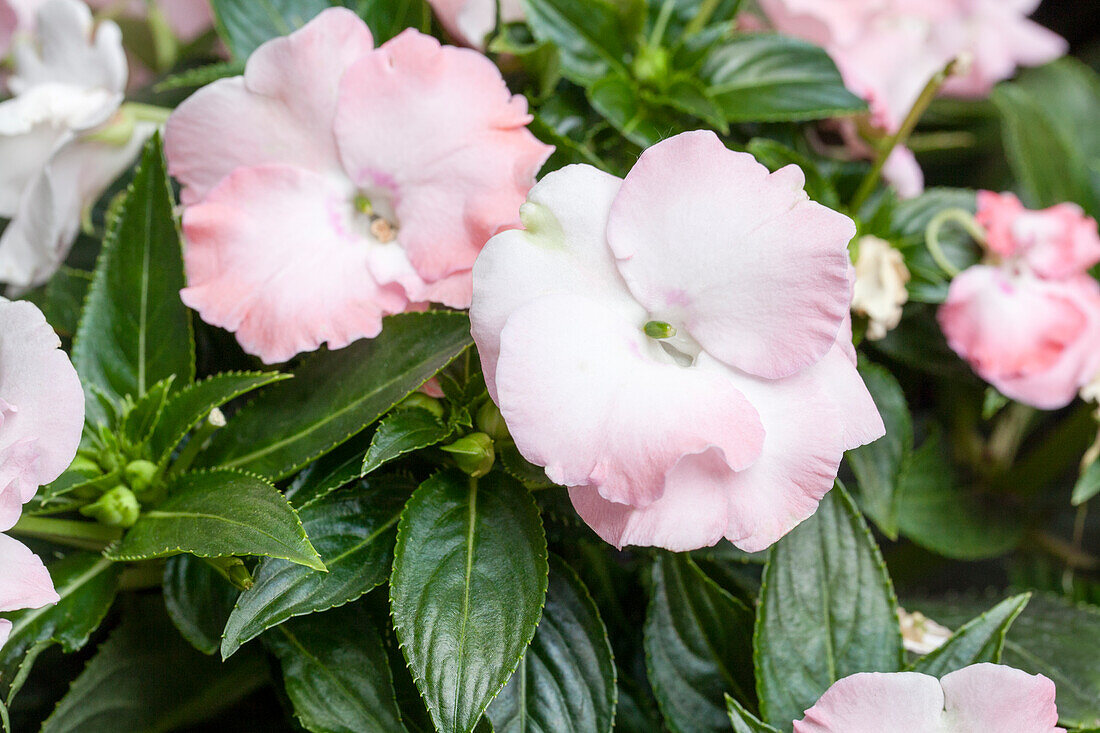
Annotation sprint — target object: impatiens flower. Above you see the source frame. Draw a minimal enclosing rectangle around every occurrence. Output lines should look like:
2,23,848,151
164,8,550,364
0,0,43,60
427,0,524,49
794,664,1063,733
939,193,1100,409
852,235,910,340
471,131,884,552
0,298,84,646
0,0,156,290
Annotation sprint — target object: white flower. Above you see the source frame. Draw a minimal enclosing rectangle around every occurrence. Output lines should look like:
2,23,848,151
897,607,952,656
851,235,909,340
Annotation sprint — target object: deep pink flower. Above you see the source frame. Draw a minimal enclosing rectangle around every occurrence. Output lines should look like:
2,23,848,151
794,664,1063,733
471,131,883,552
165,8,551,363
940,194,1100,409
426,0,524,49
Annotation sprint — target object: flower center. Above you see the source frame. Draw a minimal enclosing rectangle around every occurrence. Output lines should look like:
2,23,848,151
643,320,699,367
353,192,399,244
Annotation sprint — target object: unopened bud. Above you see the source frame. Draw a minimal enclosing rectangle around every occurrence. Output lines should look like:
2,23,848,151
442,433,495,478
124,460,159,496
80,486,141,528
208,407,227,428
475,401,509,441
68,455,104,477
632,44,671,87
399,393,445,419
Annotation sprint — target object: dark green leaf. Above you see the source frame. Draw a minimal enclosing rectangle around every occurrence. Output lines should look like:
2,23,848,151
487,556,616,733
0,555,121,699
909,593,1030,676
198,312,472,480
499,443,555,490
390,470,548,733
210,0,329,59
19,266,91,338
1073,459,1100,506
163,555,240,656
72,136,194,428
656,77,728,132
285,433,373,510
588,75,672,148
647,0,742,41
121,377,175,447
522,0,632,84
41,597,266,733
726,696,780,733
352,0,432,42
895,432,1023,560
267,603,406,733
363,408,455,475
755,484,902,730
847,361,912,539
147,371,290,463
106,469,324,570
702,34,865,122
221,476,411,658
645,553,756,732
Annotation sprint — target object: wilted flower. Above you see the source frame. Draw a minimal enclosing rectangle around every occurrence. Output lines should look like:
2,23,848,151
0,0,155,291
426,0,525,49
471,131,883,552
165,8,551,363
897,607,952,655
939,192,1100,409
0,298,84,646
794,664,1063,732
852,235,910,340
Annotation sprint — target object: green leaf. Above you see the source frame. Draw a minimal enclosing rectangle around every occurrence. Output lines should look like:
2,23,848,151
648,0,743,41
891,188,978,304
499,443,555,490
895,431,1023,560
210,0,329,59
285,434,373,510
909,593,1030,676
121,376,175,447
726,696,780,733
362,408,456,475
702,34,865,122
914,593,1100,729
645,553,756,732
198,312,472,480
267,602,406,733
390,470,548,733
755,484,902,730
105,469,324,570
487,555,616,733
147,371,290,463
522,0,633,85
19,266,92,338
352,0,432,42
0,555,121,699
163,555,240,656
71,136,194,428
1073,459,1100,506
656,77,729,133
588,75,672,148
153,60,245,92
746,138,838,209
846,361,912,539
41,597,267,733
221,476,412,659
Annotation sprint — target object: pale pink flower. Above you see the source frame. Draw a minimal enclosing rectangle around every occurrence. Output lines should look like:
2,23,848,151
427,0,525,49
0,298,84,644
84,0,213,43
794,664,1063,733
939,193,1100,410
471,131,883,552
0,0,44,59
0,0,155,290
165,8,551,364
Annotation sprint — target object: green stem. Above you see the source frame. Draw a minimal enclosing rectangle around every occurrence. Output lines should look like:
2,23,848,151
648,0,677,48
850,58,961,212
170,408,226,475
204,556,254,591
905,131,978,153
684,0,721,36
925,208,987,277
9,516,122,549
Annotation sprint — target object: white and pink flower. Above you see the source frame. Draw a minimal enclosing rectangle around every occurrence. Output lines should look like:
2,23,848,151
426,0,525,49
794,664,1063,733
471,130,883,552
939,192,1100,409
0,298,84,646
164,7,551,364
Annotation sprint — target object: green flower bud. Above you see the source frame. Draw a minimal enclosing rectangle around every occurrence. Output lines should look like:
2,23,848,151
124,460,159,496
475,401,510,441
399,392,445,419
68,455,104,477
80,486,141,528
442,433,495,478
632,44,671,87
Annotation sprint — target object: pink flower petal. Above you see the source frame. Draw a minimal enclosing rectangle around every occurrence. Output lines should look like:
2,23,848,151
470,164,636,400
0,533,58,614
165,7,374,204
977,191,1100,279
426,0,525,48
179,165,411,364
495,293,764,507
794,672,945,733
606,130,854,379
333,29,552,288
940,664,1064,733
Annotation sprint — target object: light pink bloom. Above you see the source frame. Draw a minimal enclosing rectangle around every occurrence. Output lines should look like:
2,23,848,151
165,8,550,364
794,664,1063,733
0,0,44,59
0,298,83,645
471,131,883,552
84,0,213,43
0,0,154,291
427,0,524,49
939,194,1100,410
